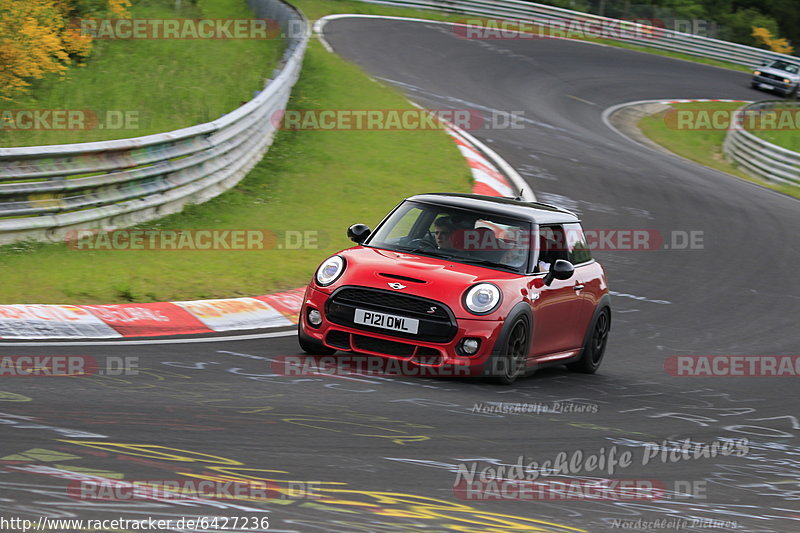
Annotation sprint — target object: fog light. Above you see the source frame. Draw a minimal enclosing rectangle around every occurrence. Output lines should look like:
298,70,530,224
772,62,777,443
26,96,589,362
307,308,322,327
461,338,480,355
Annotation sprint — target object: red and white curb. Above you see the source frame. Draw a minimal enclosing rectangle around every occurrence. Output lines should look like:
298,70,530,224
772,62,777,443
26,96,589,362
0,129,526,340
0,290,304,340
658,99,749,104
448,127,515,197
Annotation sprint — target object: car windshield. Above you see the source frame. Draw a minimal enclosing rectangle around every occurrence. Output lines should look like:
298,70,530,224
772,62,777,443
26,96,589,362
365,200,532,272
769,60,799,74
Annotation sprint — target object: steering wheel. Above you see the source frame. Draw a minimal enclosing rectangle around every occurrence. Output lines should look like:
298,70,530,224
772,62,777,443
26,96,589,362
407,238,438,251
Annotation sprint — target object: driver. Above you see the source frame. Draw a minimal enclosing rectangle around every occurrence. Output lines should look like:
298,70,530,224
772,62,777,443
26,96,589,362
433,216,456,249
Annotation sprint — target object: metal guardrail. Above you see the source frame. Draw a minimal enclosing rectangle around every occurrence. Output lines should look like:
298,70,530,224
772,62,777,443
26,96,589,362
0,0,309,245
723,101,800,185
355,0,797,67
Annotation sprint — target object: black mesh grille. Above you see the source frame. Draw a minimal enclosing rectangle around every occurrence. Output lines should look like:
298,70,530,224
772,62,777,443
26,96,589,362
332,288,450,320
414,348,443,366
353,335,415,357
326,330,351,350
761,73,785,82
326,286,458,343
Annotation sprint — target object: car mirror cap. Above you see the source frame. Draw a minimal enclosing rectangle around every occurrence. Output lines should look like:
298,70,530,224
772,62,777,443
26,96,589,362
348,224,371,244
544,259,575,285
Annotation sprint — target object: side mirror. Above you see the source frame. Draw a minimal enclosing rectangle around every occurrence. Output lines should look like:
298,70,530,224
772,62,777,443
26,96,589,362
347,224,371,244
543,259,575,286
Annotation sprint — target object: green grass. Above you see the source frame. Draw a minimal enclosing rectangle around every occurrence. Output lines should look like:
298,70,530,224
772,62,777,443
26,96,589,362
751,127,800,152
0,39,472,304
638,101,800,200
0,0,283,147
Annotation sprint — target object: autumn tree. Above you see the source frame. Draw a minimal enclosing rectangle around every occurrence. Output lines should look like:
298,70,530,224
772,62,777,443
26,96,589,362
0,0,130,100
752,27,794,55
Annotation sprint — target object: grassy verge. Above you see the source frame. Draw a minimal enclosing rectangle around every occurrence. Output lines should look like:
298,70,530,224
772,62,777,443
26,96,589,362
638,101,800,199
0,38,472,304
292,0,750,73
0,0,283,147
751,128,800,152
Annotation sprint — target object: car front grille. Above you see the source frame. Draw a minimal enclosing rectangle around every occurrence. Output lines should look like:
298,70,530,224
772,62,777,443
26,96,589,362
326,286,457,343
332,287,451,320
758,73,788,84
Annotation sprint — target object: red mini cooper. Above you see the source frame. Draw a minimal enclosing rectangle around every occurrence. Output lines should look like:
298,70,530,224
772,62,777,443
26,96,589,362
298,193,611,383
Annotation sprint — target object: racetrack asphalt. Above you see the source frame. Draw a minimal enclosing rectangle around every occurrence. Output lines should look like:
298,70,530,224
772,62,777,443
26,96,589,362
0,17,798,533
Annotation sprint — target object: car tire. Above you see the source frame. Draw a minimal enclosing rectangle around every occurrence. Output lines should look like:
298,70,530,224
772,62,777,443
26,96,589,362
298,325,337,355
567,307,610,374
493,318,529,385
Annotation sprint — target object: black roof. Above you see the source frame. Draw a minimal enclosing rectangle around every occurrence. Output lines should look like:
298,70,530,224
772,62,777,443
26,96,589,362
406,193,580,225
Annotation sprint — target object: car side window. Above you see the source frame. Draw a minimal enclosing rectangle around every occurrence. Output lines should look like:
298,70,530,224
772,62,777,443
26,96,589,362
565,223,592,264
536,225,568,273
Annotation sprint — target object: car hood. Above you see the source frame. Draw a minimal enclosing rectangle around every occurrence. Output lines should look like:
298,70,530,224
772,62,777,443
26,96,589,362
324,246,521,308
758,66,800,80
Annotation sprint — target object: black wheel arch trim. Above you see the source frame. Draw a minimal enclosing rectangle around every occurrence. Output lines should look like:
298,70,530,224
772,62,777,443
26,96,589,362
560,294,612,366
483,301,533,376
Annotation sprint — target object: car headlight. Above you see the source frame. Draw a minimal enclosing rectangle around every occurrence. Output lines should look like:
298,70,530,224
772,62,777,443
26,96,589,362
316,256,345,286
464,283,502,315
784,78,792,84
754,70,761,76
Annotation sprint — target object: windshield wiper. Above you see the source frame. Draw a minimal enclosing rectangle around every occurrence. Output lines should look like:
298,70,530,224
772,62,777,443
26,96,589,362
450,256,518,271
389,245,450,258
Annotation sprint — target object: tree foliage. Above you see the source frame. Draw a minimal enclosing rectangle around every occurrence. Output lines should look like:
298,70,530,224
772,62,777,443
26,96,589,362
752,27,794,55
527,0,797,55
0,0,131,100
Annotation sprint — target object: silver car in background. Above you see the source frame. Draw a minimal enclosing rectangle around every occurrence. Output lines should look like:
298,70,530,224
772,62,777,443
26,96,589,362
752,59,800,98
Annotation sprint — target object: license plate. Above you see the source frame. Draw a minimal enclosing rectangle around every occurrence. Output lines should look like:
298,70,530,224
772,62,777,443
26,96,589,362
759,83,773,90
354,309,419,334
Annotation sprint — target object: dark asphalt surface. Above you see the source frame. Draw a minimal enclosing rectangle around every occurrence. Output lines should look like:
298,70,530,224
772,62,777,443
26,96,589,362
1,17,799,533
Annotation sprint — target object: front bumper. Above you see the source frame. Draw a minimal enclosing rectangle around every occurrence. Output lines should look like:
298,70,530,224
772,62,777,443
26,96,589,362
752,75,795,95
301,285,504,376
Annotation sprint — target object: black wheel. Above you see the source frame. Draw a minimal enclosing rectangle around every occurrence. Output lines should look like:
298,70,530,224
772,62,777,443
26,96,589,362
298,327,336,355
568,307,610,374
493,319,529,385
